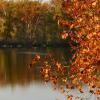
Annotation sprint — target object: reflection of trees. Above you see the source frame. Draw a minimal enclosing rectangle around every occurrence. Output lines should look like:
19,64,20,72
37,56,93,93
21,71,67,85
0,48,71,86
0,49,41,86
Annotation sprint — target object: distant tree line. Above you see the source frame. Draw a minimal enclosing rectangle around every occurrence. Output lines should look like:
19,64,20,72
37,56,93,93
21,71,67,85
0,0,69,47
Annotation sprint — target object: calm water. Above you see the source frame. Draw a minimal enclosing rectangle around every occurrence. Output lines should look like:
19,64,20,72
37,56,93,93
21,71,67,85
0,48,97,100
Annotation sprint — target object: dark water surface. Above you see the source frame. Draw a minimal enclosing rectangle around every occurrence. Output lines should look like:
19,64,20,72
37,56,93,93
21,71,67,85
0,48,97,100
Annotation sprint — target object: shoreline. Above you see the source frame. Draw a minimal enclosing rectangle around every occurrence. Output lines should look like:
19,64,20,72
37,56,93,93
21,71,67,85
0,41,70,48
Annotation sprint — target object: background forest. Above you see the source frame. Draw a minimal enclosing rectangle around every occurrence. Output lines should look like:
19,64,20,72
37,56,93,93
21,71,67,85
0,0,69,47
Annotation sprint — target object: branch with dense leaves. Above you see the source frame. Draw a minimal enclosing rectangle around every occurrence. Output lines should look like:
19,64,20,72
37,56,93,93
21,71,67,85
30,0,100,99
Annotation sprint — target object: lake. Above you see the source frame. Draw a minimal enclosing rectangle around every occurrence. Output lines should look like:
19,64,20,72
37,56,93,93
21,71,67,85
0,48,98,100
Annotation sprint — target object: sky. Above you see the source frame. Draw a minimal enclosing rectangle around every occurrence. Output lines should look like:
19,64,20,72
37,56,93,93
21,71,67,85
32,0,51,3
28,0,50,3
38,0,50,3
42,0,49,1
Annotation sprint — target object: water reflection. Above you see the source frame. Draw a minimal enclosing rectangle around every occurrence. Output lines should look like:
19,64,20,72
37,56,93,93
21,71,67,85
0,84,66,100
0,48,70,100
0,48,70,86
0,48,98,100
0,49,37,86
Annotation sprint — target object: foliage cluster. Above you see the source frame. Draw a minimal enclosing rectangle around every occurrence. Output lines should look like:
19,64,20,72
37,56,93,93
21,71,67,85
32,0,100,99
